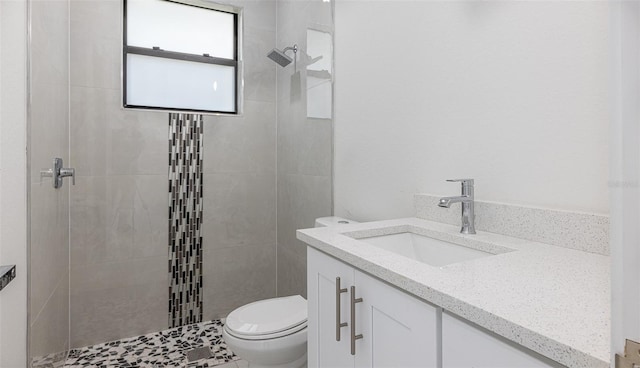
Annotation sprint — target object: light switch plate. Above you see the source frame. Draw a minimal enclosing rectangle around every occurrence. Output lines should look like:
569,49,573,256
616,339,640,368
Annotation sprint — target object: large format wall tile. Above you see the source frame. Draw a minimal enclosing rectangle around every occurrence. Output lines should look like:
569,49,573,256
70,86,168,177
29,0,71,363
69,0,279,347
236,0,276,32
70,0,121,89
203,100,276,174
277,115,332,177
70,175,167,266
243,26,277,103
70,87,110,176
109,109,168,175
276,173,332,299
70,257,167,347
30,82,69,184
277,245,307,298
202,172,276,250
275,0,334,298
29,182,70,319
30,0,69,87
277,174,331,259
71,270,168,347
30,275,70,362
203,243,277,320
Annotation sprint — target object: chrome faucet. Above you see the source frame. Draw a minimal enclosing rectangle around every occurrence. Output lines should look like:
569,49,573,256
438,179,476,234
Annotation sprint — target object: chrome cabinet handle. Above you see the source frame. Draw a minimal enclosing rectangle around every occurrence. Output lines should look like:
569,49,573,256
335,277,348,341
350,285,363,355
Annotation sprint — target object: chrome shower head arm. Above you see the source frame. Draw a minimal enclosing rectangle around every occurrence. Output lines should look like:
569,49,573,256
282,44,298,54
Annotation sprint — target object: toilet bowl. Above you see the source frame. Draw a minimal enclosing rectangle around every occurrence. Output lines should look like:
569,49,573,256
223,217,358,367
223,295,308,368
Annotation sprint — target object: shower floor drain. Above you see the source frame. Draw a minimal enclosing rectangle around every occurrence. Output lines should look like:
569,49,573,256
186,346,214,362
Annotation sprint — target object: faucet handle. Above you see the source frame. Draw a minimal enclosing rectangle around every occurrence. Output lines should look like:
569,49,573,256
446,179,474,185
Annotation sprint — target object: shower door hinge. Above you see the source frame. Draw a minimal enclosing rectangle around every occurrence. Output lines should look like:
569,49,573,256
616,339,640,368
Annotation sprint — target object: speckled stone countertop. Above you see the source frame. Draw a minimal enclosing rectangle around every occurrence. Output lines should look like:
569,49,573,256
297,218,609,368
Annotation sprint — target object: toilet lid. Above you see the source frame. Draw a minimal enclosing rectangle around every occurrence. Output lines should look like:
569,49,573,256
225,295,307,337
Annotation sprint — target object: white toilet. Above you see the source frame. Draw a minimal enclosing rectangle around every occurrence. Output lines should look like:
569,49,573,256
222,217,357,368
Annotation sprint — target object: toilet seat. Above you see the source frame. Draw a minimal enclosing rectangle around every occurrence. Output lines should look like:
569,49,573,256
224,320,307,340
225,295,307,341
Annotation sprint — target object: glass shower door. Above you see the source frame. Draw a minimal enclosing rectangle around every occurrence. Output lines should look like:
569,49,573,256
28,0,71,366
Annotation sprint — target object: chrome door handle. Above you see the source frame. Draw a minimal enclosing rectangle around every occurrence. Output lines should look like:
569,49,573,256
40,158,75,189
335,277,348,341
350,285,363,355
59,167,75,185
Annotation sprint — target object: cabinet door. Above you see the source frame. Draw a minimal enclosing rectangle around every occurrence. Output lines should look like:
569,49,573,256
354,270,440,368
307,247,355,368
442,312,563,368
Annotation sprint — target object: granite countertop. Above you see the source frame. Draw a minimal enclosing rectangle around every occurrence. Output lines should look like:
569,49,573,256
297,217,609,368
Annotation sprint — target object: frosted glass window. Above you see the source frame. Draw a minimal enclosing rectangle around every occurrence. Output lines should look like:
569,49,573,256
123,0,240,114
126,0,235,59
127,54,235,112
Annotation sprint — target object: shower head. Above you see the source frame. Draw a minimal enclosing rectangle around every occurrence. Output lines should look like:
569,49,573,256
267,44,297,67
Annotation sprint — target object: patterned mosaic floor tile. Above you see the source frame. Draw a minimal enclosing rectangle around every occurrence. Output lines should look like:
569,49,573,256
63,320,238,368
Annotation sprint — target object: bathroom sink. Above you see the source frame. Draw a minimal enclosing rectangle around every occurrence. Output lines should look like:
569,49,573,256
359,232,493,267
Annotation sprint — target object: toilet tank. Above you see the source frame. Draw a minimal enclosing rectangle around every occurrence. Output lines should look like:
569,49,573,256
314,216,358,228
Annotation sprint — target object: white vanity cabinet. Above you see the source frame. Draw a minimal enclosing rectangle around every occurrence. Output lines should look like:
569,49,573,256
307,247,567,368
442,312,563,368
307,247,355,368
307,247,440,368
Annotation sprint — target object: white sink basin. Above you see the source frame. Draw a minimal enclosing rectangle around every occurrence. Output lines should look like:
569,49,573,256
359,232,493,267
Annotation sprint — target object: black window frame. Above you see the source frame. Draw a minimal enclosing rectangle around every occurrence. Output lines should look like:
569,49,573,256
122,0,240,115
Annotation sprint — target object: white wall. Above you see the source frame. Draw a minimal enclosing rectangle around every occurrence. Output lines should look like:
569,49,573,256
0,0,28,366
334,1,610,221
0,0,3,356
610,1,640,363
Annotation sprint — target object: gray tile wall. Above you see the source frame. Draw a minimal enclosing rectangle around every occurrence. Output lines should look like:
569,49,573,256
68,0,333,346
69,0,168,341
69,0,279,347
276,0,334,298
29,0,70,364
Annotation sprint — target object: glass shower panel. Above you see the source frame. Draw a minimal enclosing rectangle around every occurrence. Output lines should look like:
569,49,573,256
276,0,335,298
28,0,71,366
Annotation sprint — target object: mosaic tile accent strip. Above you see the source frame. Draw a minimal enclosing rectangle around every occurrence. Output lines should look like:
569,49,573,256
169,113,204,328
0,264,16,291
63,320,239,368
